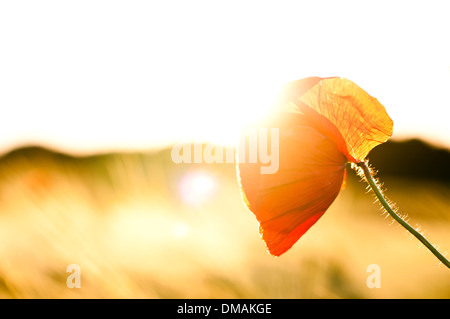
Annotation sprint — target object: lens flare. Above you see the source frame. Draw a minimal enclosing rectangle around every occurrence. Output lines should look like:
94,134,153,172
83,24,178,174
178,170,218,207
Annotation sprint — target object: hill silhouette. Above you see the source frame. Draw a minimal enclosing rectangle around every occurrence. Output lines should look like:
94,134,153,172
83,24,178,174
0,138,448,184
367,139,450,183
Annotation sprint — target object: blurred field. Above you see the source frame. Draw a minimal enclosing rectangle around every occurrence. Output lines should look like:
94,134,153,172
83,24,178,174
0,141,449,299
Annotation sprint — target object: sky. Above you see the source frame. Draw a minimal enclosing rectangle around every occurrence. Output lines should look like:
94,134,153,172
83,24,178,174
1,1,449,155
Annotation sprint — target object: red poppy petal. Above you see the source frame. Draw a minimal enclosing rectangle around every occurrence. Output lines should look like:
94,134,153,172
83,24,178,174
299,78,393,162
238,120,346,256
237,112,311,210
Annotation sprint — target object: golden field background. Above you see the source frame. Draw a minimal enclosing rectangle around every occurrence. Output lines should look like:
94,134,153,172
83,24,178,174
0,140,449,298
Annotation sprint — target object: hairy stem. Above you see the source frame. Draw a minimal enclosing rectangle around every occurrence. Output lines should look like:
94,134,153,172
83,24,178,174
356,161,450,269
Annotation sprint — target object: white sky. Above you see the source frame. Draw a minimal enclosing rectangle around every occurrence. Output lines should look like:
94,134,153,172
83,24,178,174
1,1,449,155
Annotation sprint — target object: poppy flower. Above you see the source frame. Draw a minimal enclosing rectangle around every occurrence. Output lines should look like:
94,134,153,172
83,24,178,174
237,77,393,257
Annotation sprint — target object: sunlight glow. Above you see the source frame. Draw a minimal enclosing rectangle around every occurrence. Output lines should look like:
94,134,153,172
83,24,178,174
178,170,218,207
172,221,190,239
0,1,449,153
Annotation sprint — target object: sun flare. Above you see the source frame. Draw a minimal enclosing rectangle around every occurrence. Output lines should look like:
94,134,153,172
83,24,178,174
178,170,218,207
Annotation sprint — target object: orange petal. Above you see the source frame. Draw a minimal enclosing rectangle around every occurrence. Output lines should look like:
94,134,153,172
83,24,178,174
238,112,310,211
238,118,346,256
298,78,393,162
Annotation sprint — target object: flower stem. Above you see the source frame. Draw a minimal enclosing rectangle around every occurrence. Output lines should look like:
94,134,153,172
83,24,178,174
356,161,450,269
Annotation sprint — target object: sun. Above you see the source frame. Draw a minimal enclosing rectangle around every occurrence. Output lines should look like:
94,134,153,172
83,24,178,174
168,77,285,148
